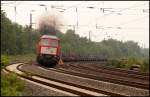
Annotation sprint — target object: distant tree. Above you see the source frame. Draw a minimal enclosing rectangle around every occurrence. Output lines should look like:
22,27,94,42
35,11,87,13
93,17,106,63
1,10,41,55
1,10,149,61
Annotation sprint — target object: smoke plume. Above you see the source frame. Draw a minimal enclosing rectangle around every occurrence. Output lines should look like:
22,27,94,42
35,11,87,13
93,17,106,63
38,11,63,35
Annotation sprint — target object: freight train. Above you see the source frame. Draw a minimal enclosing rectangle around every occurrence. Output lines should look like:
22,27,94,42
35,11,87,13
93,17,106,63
36,35,61,67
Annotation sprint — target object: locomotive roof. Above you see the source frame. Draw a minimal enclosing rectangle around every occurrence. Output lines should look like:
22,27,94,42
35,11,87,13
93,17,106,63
41,35,59,39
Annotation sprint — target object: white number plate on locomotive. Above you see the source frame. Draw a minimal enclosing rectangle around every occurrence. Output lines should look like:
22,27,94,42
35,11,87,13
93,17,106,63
41,47,57,55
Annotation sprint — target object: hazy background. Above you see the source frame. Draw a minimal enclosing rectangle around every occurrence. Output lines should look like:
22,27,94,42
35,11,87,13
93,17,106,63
1,1,149,48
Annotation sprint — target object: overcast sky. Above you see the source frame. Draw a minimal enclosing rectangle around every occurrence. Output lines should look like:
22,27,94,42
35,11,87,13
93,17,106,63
1,1,149,48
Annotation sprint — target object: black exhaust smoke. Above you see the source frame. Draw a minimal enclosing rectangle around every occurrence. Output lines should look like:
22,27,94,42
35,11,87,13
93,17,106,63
38,12,62,35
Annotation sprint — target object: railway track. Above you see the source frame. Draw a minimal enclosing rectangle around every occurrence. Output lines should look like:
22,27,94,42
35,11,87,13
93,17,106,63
33,61,149,90
68,63,149,84
87,62,149,76
4,62,149,96
3,63,117,96
18,63,128,96
57,60,149,76
40,63,149,90
49,62,149,89
73,62,149,80
21,63,149,96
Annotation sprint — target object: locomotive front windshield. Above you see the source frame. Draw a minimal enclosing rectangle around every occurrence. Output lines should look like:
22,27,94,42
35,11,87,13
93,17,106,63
40,38,58,47
40,38,49,46
50,39,58,47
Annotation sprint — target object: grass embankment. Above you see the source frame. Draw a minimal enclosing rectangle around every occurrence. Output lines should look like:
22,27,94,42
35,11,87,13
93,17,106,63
1,72,25,96
8,54,36,64
1,54,36,96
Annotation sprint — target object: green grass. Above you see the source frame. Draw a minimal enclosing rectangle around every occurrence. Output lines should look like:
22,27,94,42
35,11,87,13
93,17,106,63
140,59,149,73
1,54,36,70
8,53,36,63
1,55,10,69
1,54,36,96
1,72,25,96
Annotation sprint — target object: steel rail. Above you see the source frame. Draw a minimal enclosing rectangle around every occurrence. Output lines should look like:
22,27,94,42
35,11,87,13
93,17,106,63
3,65,102,96
17,63,125,96
69,63,149,80
43,64,149,90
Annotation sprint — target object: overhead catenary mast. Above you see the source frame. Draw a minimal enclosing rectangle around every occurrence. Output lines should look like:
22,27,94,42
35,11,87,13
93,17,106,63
14,1,16,22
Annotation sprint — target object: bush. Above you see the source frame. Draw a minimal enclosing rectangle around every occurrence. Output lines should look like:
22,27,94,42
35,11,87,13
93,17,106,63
107,59,126,68
1,72,25,96
1,55,10,69
140,59,149,73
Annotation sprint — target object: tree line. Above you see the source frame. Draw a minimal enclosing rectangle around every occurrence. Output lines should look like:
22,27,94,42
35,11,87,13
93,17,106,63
1,10,149,60
58,30,148,60
1,11,41,55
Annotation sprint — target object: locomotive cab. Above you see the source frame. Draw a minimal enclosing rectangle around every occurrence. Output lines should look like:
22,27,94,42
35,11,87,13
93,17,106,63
36,35,61,67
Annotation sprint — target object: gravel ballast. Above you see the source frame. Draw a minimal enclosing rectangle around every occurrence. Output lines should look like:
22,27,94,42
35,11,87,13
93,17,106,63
21,64,149,96
21,78,75,96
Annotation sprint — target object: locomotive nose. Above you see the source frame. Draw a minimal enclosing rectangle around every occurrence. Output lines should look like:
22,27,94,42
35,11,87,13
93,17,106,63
36,35,61,67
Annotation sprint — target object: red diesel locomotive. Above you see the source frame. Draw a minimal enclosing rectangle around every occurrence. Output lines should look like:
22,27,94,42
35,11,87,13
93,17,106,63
36,35,61,67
